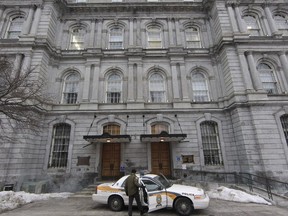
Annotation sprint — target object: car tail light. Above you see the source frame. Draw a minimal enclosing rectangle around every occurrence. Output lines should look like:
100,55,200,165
194,194,206,200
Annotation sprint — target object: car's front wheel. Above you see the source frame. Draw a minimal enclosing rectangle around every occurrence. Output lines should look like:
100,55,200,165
108,195,124,211
174,197,193,216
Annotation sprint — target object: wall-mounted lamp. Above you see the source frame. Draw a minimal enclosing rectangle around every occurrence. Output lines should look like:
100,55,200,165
160,137,165,142
106,138,111,143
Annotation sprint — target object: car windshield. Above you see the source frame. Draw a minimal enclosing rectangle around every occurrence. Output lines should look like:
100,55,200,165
153,174,172,188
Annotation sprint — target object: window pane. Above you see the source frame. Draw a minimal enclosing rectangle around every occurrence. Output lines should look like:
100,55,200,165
200,121,223,166
107,74,122,103
7,16,24,39
186,27,201,48
274,15,288,35
110,27,123,49
70,28,85,50
244,15,260,36
63,73,80,104
149,73,165,102
103,124,120,135
151,124,169,134
192,73,209,102
147,27,162,48
49,124,71,168
280,115,288,146
258,63,278,94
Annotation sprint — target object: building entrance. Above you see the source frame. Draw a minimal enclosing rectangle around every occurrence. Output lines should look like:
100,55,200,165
102,143,121,178
151,142,171,176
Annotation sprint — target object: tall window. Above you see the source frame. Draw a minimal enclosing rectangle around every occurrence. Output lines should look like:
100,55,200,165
280,114,288,146
103,124,120,135
191,72,209,102
147,26,162,48
62,73,80,104
48,124,71,168
151,124,169,134
258,63,278,94
243,15,262,36
185,27,201,48
109,27,123,49
200,121,223,166
274,14,288,35
149,73,166,102
70,27,85,50
107,73,122,103
6,16,24,39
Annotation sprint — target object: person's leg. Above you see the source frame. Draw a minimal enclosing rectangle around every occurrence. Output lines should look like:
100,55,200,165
134,192,144,214
128,195,134,216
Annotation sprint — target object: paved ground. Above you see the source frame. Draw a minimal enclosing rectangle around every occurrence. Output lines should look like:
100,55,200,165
0,197,287,216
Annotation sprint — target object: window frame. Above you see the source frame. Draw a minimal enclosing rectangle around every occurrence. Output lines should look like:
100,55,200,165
48,123,71,168
147,26,162,49
69,26,86,50
191,72,210,102
5,15,25,39
243,14,262,36
148,73,166,103
106,73,122,103
62,73,80,104
273,13,288,35
257,63,279,94
185,26,201,48
200,121,223,166
109,26,124,49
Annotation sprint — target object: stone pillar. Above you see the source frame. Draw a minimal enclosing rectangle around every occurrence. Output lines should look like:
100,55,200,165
30,5,42,35
91,62,100,103
89,19,96,47
264,5,277,35
96,19,103,48
136,18,141,46
0,6,6,33
129,18,134,46
227,4,238,32
171,63,180,100
168,18,174,46
180,63,189,100
56,20,64,48
246,52,263,91
175,19,182,46
127,63,134,101
22,6,35,35
279,52,288,82
82,64,91,102
238,52,254,90
136,63,144,102
234,5,246,33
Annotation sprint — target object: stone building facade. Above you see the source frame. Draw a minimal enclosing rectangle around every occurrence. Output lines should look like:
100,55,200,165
0,0,288,191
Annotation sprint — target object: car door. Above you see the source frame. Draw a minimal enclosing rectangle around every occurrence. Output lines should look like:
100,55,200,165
141,179,167,213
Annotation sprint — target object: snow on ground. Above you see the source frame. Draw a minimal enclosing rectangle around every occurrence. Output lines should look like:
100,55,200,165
0,191,72,213
0,186,271,212
207,186,272,205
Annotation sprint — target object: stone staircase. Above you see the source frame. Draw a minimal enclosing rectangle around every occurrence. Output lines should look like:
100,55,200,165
70,184,97,198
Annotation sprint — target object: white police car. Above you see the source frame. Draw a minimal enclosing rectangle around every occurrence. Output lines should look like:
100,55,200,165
92,173,209,216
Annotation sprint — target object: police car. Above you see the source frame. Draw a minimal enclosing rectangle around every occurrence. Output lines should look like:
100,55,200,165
92,173,209,216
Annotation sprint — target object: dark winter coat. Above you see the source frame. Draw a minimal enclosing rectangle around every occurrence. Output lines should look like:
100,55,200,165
125,173,141,196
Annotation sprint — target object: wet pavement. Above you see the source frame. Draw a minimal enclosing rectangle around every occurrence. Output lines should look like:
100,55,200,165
0,197,287,216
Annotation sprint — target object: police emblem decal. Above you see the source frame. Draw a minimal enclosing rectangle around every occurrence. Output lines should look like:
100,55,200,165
156,194,162,207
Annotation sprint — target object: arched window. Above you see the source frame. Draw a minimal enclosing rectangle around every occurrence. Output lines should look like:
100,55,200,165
274,14,288,35
147,26,162,48
6,16,25,39
106,73,122,103
103,124,121,135
200,121,223,166
109,27,123,49
243,15,262,36
257,63,278,94
280,114,288,146
185,27,201,48
48,123,71,168
151,124,169,134
62,73,80,104
191,72,210,102
149,73,166,102
69,27,86,50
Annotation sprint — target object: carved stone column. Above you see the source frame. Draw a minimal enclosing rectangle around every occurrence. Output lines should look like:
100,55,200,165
180,63,189,100
13,54,23,76
129,18,134,46
168,18,174,46
227,4,238,32
89,19,96,47
264,5,277,35
127,63,134,101
22,6,35,35
246,51,263,90
279,51,288,82
234,4,246,33
96,19,103,48
136,63,144,102
21,53,32,73
171,63,180,100
30,5,42,35
82,64,92,102
238,52,254,90
175,18,182,46
91,61,100,103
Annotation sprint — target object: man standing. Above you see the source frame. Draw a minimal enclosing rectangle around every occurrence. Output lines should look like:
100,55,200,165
125,169,145,216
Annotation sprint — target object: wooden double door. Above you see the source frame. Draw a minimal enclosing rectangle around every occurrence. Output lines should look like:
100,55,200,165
102,143,121,179
151,142,171,177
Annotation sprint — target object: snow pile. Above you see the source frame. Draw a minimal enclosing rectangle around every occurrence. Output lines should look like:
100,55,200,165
0,191,72,212
207,186,271,205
